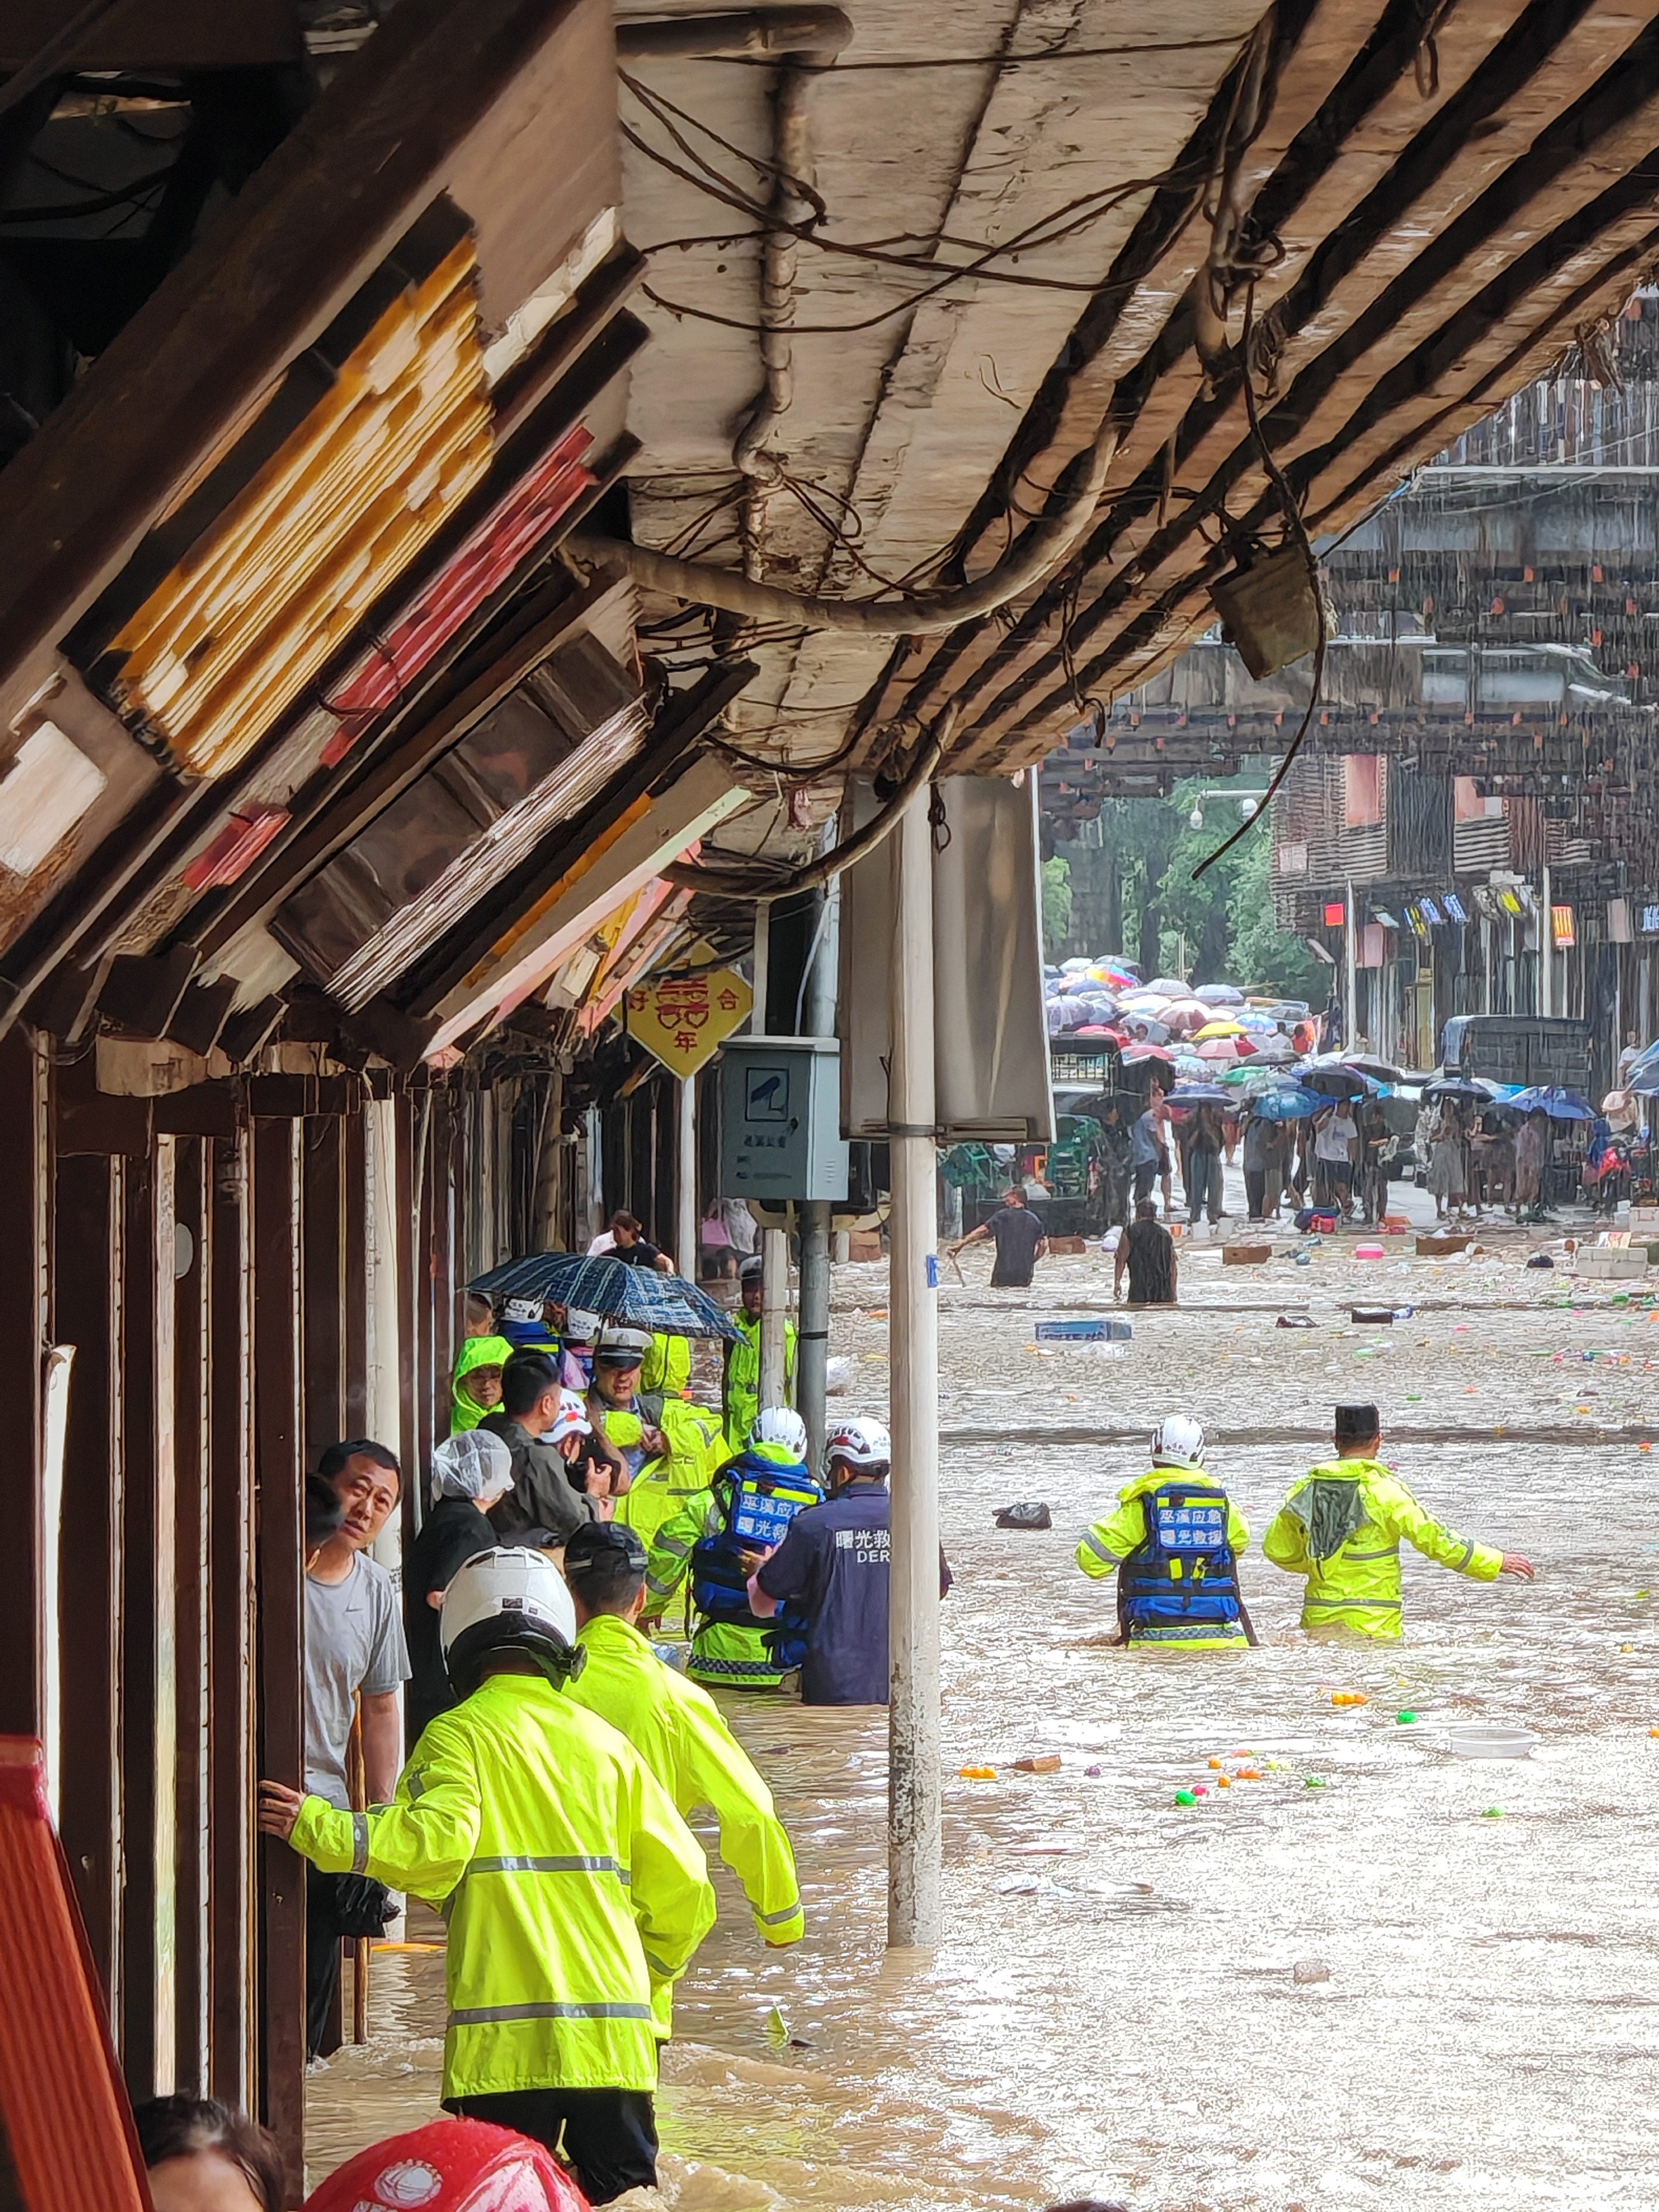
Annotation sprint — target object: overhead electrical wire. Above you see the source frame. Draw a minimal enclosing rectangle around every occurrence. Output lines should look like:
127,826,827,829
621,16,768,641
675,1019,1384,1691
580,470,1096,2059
1191,282,1327,881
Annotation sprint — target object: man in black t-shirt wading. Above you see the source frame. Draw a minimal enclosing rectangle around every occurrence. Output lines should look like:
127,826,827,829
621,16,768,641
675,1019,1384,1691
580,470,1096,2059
949,1184,1048,1287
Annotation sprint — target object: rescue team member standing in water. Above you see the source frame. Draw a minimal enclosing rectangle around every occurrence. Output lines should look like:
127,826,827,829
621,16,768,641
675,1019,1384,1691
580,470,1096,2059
1075,1418,1251,1647
561,1519,804,2002
724,1255,797,1449
750,1417,952,1704
1264,1402,1535,1638
258,1549,714,2206
643,1409,821,1689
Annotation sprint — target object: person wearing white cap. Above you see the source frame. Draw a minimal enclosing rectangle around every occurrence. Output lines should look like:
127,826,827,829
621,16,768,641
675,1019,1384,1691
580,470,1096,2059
589,1326,722,1549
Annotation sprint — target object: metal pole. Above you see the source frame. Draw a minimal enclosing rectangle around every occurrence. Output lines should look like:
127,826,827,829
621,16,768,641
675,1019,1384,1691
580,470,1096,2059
1540,866,1553,1017
1344,876,1359,1051
887,786,940,1948
798,872,840,1468
676,1075,697,1283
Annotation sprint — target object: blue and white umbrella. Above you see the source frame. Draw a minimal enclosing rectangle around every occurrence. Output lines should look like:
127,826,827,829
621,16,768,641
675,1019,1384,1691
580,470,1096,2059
1506,1086,1595,1122
471,1252,741,1340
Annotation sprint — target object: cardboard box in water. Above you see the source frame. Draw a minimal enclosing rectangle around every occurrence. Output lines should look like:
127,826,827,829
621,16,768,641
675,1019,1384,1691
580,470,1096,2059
1417,1234,1473,1256
1224,1244,1273,1265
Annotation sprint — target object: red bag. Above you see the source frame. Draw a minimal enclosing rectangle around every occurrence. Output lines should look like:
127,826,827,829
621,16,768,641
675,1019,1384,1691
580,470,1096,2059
305,2118,589,2212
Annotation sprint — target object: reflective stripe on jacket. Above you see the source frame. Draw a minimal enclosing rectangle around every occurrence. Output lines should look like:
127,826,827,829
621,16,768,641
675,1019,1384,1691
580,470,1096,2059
1262,1457,1501,1639
1075,1467,1250,1648
565,1615,803,1959
287,1673,715,2098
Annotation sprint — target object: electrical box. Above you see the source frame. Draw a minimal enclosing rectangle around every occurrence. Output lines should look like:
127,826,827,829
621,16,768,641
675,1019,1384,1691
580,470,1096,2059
719,1036,848,1202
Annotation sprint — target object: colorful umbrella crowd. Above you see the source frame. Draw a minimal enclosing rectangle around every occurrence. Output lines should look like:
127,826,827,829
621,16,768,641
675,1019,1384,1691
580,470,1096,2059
1047,957,1601,1127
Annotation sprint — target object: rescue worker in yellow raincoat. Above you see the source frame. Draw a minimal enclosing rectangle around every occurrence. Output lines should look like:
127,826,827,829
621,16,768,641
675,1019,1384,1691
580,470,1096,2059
643,1408,822,1688
586,1325,721,1548
723,1255,796,1451
561,1519,804,2022
1263,1401,1535,1638
258,1548,716,2205
1075,1417,1253,1647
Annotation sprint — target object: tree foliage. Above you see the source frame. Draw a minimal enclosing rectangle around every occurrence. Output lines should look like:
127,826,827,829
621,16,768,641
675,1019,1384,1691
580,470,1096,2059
1047,775,1322,997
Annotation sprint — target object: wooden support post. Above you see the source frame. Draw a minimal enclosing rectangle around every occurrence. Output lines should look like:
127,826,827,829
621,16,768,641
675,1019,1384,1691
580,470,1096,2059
208,1130,256,2109
54,1149,126,2015
887,788,941,1950
252,1115,305,2196
171,1136,212,2095
302,1115,346,1464
0,1028,48,1741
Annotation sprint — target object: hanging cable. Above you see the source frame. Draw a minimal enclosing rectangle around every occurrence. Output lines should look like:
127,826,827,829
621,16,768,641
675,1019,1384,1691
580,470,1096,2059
1191,284,1328,880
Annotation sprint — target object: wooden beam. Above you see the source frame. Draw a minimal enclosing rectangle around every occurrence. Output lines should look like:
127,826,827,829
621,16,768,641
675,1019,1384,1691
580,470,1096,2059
251,1115,304,2195
0,0,601,714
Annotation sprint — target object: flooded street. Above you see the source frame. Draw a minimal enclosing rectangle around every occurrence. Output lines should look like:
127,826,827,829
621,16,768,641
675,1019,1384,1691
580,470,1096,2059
310,1199,1659,2210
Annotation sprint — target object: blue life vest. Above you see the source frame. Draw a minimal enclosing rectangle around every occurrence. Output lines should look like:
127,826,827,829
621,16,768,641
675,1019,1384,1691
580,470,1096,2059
692,1448,823,1669
1118,1474,1240,1635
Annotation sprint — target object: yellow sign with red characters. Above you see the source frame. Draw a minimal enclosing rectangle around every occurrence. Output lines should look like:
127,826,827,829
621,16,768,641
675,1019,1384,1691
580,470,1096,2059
626,966,753,1076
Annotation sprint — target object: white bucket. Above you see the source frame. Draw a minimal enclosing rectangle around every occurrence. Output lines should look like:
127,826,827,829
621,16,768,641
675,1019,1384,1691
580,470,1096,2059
1444,1723,1537,1759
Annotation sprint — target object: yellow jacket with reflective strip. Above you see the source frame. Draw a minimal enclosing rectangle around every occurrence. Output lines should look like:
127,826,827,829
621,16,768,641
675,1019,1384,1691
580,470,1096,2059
565,1615,804,1960
723,1309,797,1448
608,1399,722,1550
1075,1467,1250,1576
1262,1457,1502,1639
287,1672,716,2097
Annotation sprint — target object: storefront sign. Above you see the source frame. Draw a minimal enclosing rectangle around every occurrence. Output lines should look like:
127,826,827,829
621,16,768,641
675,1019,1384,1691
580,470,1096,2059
626,966,752,1076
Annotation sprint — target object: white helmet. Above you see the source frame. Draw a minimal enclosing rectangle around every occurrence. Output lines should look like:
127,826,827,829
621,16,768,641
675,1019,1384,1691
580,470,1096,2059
1151,1415,1206,1469
750,1406,808,1458
825,1416,891,1474
440,1547,585,1696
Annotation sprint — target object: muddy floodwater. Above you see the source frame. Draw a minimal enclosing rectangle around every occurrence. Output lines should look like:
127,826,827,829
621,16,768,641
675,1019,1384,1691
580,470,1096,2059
309,1198,1659,2209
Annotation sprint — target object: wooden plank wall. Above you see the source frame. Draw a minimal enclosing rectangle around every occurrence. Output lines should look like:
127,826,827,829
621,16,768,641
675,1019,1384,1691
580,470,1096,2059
0,1054,522,2194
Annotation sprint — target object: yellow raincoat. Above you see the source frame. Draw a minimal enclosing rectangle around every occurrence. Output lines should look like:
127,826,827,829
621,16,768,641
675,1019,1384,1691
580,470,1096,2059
1263,1457,1502,1638
287,1673,715,2097
608,1400,723,1550
564,1613,802,2027
1075,1468,1250,1648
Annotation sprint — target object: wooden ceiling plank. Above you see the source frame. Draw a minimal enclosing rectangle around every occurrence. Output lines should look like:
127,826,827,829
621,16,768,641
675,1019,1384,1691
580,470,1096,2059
0,0,603,726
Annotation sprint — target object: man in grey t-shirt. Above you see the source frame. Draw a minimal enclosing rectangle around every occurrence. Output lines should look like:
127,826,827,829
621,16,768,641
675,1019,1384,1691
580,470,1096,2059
302,1438,410,2059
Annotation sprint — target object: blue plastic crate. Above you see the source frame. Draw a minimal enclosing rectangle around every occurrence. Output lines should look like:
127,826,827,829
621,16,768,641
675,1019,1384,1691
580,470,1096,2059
1034,1317,1133,1344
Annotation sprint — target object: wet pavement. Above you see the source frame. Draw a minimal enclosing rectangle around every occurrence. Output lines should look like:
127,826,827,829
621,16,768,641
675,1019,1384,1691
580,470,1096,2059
308,1188,1659,2210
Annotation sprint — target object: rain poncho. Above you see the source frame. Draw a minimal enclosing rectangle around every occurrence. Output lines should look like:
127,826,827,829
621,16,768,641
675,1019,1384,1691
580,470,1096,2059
1263,1458,1502,1639
431,1427,514,1506
450,1335,515,1434
288,1673,716,2098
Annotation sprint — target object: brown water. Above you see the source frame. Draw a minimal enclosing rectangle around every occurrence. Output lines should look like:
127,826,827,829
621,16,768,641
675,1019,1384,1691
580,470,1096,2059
310,1226,1659,2209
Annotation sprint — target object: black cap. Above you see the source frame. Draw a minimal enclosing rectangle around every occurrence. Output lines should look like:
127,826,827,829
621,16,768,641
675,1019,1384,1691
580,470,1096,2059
563,1522,649,1578
1334,1402,1381,1443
